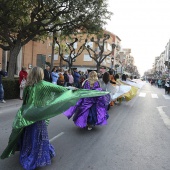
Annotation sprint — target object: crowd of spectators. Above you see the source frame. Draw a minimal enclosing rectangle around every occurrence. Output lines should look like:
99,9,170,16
43,65,89,88
148,78,170,94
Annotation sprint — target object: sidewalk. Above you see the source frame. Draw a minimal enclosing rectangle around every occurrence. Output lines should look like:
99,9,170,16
0,99,23,109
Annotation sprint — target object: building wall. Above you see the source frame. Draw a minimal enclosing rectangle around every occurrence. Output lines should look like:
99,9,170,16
23,39,53,68
0,31,120,74
53,32,117,70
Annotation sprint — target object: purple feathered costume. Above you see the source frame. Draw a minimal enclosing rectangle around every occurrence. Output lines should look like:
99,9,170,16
63,80,110,128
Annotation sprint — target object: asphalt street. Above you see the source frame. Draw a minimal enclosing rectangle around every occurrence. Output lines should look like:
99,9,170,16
0,82,170,170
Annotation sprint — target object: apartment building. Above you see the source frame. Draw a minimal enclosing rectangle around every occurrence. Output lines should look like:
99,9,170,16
115,48,135,75
0,30,120,75
0,38,52,74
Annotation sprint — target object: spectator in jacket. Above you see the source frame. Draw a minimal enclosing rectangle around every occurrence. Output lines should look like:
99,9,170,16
19,67,28,100
165,78,170,94
51,67,59,84
63,70,69,86
68,70,74,86
57,68,65,86
73,68,80,88
44,64,52,82
19,67,28,85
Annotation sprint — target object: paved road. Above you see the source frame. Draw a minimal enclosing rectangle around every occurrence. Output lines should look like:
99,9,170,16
0,82,170,170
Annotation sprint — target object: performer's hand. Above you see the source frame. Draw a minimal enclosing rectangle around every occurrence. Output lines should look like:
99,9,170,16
66,86,78,90
72,88,78,91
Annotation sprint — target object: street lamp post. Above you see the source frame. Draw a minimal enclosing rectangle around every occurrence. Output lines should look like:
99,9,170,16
115,64,119,74
111,57,114,69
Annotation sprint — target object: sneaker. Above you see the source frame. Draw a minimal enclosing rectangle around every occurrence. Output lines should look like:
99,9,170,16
88,127,92,131
0,100,6,103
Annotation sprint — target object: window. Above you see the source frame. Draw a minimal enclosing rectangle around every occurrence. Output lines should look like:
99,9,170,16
104,42,107,52
107,43,112,51
54,54,58,60
64,54,69,60
66,42,77,49
106,56,111,64
84,54,92,61
73,42,77,49
85,42,93,48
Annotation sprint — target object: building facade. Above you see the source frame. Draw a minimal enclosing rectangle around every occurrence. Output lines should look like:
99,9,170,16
0,30,121,75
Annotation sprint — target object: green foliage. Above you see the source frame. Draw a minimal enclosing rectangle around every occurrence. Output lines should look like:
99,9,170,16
0,0,112,50
0,0,112,79
2,78,20,99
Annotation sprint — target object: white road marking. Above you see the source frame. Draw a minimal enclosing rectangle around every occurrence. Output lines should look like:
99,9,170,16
151,94,158,98
139,93,146,97
50,132,64,142
157,106,170,130
163,95,170,99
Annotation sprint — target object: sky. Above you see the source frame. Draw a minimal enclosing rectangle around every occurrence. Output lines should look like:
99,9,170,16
106,0,170,75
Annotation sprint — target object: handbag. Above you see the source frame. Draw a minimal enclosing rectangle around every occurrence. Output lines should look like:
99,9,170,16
20,79,26,88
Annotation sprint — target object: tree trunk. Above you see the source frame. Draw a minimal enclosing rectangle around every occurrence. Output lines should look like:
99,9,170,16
2,50,7,71
68,62,72,70
59,56,63,68
50,37,55,70
8,43,22,79
96,63,100,73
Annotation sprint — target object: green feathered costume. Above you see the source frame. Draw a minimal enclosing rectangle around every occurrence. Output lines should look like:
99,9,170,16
1,80,109,159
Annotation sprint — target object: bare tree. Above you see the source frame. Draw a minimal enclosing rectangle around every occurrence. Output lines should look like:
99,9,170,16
85,34,116,72
55,37,87,70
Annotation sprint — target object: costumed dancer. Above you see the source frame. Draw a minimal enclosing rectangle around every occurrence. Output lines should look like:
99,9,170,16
114,74,123,104
100,72,131,106
120,74,139,101
108,70,120,105
63,71,110,131
131,78,146,88
0,67,109,170
122,74,144,89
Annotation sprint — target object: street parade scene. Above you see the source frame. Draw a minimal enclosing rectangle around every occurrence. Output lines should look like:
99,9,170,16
0,0,170,170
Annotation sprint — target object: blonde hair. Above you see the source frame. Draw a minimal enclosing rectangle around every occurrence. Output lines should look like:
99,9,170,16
22,66,27,71
26,67,44,86
88,71,98,87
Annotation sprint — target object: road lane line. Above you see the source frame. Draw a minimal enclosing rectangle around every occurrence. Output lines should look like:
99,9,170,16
163,95,170,99
157,106,170,130
139,92,146,97
50,132,64,142
151,94,158,98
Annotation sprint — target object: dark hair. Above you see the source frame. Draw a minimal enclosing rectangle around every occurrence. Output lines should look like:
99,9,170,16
52,67,56,72
122,74,126,81
108,69,113,75
114,74,119,80
103,72,110,84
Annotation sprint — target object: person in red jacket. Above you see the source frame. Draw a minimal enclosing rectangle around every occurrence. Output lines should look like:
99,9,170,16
19,67,28,99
